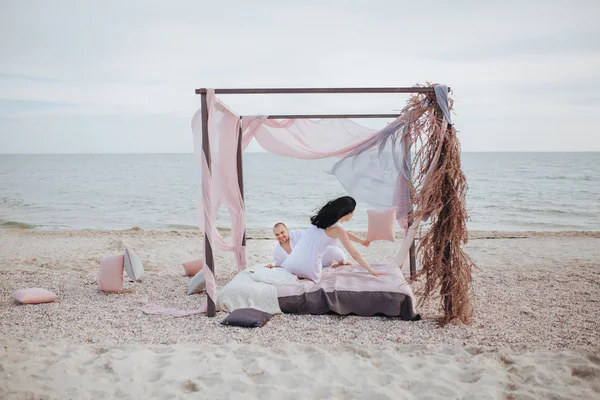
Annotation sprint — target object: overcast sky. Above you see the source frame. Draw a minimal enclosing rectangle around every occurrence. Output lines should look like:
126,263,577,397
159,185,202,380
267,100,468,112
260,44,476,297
1,0,599,153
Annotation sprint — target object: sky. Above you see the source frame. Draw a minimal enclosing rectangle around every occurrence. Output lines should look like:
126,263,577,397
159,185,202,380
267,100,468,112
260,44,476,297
1,0,599,153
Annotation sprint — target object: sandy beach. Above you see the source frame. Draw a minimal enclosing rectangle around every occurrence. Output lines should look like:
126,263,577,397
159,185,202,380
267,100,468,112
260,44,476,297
1,228,599,399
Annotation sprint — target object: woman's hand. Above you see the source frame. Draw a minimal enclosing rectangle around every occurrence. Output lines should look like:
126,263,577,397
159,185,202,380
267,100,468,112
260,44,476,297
362,240,371,247
369,270,386,277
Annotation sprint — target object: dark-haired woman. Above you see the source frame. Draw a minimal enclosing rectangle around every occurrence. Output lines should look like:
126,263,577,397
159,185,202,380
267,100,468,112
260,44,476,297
281,196,385,282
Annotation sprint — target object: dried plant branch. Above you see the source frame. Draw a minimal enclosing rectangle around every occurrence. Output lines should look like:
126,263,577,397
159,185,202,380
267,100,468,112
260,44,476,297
400,84,475,324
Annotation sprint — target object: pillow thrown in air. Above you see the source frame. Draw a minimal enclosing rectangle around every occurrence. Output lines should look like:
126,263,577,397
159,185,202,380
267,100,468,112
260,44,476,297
220,308,271,328
181,259,202,276
124,248,145,281
12,288,57,304
98,254,125,292
366,208,396,242
187,270,206,295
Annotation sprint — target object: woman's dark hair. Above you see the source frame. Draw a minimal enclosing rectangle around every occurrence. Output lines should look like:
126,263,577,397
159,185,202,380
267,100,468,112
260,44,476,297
310,196,356,229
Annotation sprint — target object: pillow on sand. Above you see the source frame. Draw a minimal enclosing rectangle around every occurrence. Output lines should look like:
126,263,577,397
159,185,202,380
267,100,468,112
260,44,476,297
367,208,396,242
124,248,145,281
220,308,271,327
12,288,57,304
98,255,125,292
187,270,206,295
182,259,202,276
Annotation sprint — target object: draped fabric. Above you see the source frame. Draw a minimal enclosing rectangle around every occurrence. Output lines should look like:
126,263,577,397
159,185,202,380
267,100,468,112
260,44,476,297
192,85,453,307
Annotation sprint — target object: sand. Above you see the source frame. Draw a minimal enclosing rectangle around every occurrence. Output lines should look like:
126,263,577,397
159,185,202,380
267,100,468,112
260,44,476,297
1,228,599,399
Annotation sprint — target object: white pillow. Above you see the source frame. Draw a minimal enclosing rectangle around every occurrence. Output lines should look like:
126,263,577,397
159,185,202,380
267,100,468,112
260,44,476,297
216,271,281,315
187,270,206,295
250,267,299,286
124,248,145,281
246,263,270,272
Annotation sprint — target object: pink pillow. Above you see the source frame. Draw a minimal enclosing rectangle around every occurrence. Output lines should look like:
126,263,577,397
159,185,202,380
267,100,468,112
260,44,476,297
13,288,57,304
182,259,203,276
366,208,396,242
98,255,124,292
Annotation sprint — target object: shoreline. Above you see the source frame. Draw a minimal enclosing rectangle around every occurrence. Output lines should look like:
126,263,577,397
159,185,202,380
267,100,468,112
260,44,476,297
2,226,599,238
2,217,599,236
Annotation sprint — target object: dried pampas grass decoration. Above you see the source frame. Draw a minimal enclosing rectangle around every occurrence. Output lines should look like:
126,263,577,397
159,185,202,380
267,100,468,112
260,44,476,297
401,84,476,324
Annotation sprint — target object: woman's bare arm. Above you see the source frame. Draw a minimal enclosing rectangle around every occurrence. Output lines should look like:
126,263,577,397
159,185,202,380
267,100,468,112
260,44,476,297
326,226,383,276
346,231,370,247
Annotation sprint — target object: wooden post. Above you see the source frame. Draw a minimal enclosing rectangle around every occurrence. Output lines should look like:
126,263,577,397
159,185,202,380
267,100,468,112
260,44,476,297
237,119,246,249
201,93,216,317
441,174,453,318
438,119,453,319
409,239,416,279
402,132,417,279
442,242,452,317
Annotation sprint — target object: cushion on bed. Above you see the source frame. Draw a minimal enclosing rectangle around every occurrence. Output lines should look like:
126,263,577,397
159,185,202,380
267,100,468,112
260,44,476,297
250,267,299,285
366,208,396,242
216,271,282,314
220,308,271,327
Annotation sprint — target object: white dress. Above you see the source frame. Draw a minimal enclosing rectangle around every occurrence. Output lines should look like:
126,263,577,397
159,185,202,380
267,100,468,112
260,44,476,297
281,225,340,282
273,229,345,268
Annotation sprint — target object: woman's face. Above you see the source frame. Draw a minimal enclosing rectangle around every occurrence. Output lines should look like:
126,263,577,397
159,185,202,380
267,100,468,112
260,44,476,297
340,210,354,222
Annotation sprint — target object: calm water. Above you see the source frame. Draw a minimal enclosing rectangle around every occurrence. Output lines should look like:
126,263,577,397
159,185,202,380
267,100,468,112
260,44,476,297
0,153,599,231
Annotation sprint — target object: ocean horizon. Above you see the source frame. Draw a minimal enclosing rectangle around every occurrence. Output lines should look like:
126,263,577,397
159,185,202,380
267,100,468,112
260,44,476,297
1,152,599,232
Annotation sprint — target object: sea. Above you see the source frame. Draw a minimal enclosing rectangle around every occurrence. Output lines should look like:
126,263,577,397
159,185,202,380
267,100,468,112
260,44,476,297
0,153,599,232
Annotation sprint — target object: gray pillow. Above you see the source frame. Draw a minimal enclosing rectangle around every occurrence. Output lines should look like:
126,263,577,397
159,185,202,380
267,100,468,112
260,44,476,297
187,270,206,295
220,308,271,327
124,248,145,281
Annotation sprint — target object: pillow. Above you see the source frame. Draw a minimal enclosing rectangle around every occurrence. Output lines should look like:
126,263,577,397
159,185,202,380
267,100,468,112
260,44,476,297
12,288,57,304
187,270,206,295
98,255,125,292
182,259,203,276
124,248,145,281
217,271,282,315
220,308,271,327
250,267,299,286
366,208,396,242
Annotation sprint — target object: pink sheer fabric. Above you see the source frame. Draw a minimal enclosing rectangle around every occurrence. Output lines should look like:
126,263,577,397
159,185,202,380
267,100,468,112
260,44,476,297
242,117,378,159
192,90,246,304
139,303,207,317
